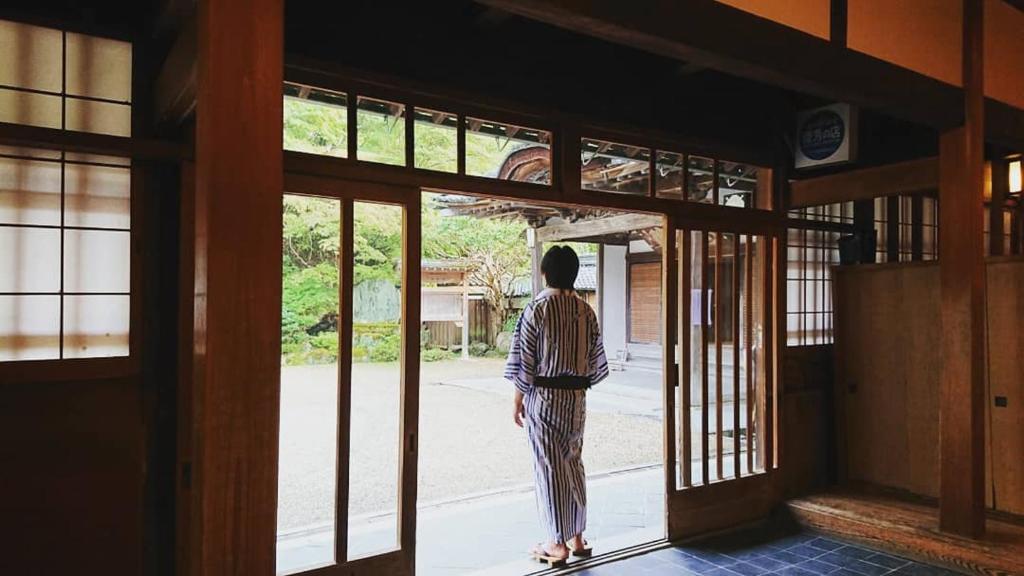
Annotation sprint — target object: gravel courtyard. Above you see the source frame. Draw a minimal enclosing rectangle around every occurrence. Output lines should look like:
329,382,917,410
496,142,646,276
277,358,663,533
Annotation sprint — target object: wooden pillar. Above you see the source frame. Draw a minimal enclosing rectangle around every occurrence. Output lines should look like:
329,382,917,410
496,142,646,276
461,272,470,359
830,0,848,47
991,156,1009,256
938,0,985,539
853,199,875,263
192,0,283,574
529,228,544,296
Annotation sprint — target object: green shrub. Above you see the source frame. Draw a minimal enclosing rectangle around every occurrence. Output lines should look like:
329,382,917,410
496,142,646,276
468,342,491,357
502,311,521,333
421,348,455,362
368,332,401,362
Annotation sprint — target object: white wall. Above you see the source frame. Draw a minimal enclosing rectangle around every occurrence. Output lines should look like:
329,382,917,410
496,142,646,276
600,245,629,363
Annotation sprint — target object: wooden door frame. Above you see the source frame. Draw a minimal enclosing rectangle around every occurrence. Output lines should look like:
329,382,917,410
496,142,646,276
283,173,421,576
663,224,781,540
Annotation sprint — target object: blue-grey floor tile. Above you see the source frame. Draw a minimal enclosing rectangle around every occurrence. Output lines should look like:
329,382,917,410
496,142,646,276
816,551,862,568
833,570,872,576
786,544,828,559
863,553,910,570
775,566,821,576
744,555,789,571
703,568,744,576
798,558,844,575
770,550,817,564
721,560,769,576
689,549,744,566
838,547,878,561
725,549,768,562
843,559,893,576
668,554,722,573
807,537,847,552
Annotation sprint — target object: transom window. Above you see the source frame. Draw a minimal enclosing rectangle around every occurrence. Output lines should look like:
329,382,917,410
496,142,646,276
0,20,133,362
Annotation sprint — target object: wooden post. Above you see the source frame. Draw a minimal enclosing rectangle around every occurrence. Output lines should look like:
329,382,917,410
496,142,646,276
853,199,875,264
192,0,283,574
461,271,470,359
529,228,544,297
938,0,986,539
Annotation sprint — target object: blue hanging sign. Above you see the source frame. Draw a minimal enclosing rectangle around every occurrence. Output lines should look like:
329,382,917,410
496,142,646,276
795,103,857,169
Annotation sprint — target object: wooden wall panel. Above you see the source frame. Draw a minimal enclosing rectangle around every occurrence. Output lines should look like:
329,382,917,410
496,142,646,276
898,266,941,499
848,0,962,87
781,345,834,496
986,260,1024,515
834,260,1024,516
714,0,831,40
0,378,143,574
984,0,1024,111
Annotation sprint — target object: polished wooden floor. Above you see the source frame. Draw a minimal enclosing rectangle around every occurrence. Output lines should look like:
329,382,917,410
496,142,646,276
788,488,1024,576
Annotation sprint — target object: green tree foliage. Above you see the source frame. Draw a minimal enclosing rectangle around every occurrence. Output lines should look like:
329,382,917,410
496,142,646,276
283,98,347,157
282,101,534,364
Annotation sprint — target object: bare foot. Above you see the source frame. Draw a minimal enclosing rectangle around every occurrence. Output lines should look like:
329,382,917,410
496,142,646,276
569,534,592,556
530,542,569,566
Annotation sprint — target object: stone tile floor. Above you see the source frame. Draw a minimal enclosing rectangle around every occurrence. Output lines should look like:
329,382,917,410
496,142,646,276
571,524,963,576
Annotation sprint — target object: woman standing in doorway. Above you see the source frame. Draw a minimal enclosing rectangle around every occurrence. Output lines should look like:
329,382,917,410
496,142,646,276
505,245,609,566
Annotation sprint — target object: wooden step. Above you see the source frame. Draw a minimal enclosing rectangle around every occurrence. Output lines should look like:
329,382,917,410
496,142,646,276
787,489,1024,576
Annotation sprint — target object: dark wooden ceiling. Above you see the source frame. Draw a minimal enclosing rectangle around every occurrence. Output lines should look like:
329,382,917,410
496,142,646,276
0,0,942,169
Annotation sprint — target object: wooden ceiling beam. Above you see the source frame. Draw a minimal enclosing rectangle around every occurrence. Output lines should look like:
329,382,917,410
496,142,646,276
788,157,938,208
154,14,198,127
476,0,1024,146
535,212,661,242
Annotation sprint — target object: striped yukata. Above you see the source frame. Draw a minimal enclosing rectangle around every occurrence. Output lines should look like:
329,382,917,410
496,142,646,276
505,288,610,543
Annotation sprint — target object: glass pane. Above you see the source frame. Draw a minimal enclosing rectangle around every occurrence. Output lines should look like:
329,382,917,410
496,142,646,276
722,234,743,478
689,230,707,486
356,96,405,166
686,156,715,204
0,20,63,92
277,195,340,575
0,226,60,292
65,163,131,229
465,117,551,184
717,161,758,208
283,85,349,158
750,235,767,473
62,294,129,358
65,97,131,136
0,156,61,225
0,87,62,129
65,32,132,102
0,295,59,361
413,108,456,173
655,150,684,199
581,138,650,195
63,229,131,293
348,201,403,560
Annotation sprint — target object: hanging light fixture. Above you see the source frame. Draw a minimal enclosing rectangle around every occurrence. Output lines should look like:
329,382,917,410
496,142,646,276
1010,159,1022,194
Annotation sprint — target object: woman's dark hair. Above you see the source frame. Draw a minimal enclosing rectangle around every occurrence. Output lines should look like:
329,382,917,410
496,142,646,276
541,245,580,290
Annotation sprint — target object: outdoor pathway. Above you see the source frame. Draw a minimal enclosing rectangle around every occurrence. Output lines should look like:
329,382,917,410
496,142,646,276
277,466,665,576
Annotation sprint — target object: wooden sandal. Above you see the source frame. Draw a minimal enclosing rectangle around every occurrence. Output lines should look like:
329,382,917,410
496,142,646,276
530,543,568,567
569,539,593,558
